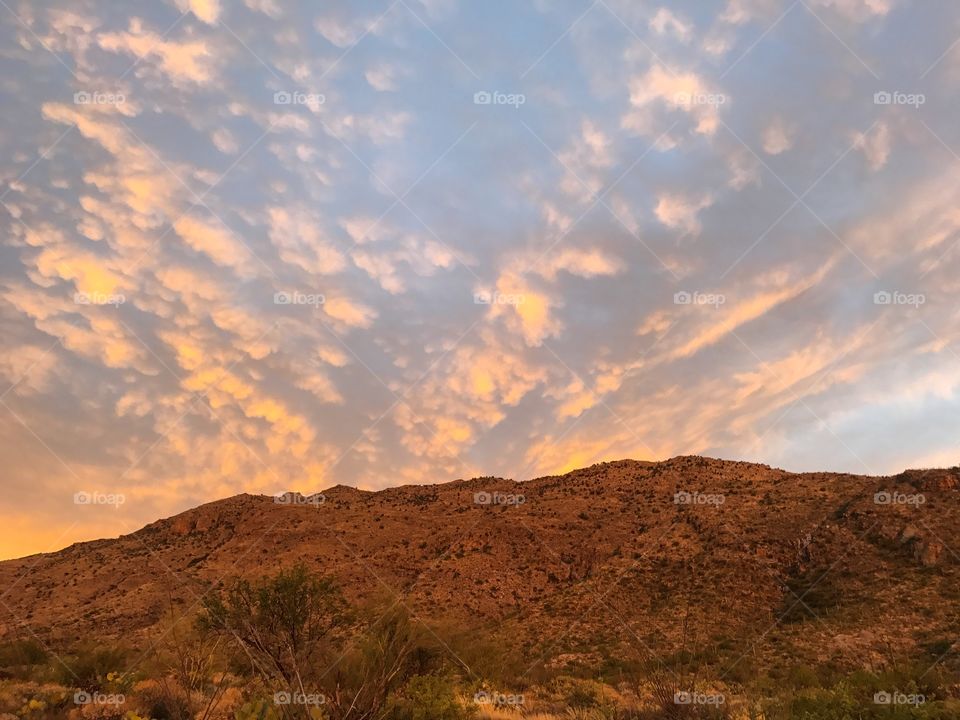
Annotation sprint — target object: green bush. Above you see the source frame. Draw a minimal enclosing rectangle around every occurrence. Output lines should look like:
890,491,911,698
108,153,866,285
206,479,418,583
0,639,50,680
199,563,348,686
385,674,473,720
54,643,128,691
0,639,48,668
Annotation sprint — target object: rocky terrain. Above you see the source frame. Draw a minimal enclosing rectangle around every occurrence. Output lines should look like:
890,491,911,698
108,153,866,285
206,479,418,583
0,456,957,678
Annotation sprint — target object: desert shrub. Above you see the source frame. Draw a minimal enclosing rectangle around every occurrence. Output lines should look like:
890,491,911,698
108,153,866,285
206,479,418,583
200,566,444,720
567,683,600,708
0,640,50,682
781,571,843,623
323,604,440,720
0,682,72,719
763,677,954,720
0,639,48,669
786,665,821,690
436,624,527,686
138,617,231,720
199,563,348,687
384,674,473,720
54,644,128,691
134,678,195,720
784,682,860,720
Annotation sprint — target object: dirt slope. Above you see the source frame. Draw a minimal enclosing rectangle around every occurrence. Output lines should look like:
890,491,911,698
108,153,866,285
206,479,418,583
1,456,957,675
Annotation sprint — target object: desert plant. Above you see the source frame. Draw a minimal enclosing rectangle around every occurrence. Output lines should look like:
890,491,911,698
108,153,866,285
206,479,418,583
142,607,231,720
54,644,128,692
383,674,473,720
323,604,438,720
199,563,348,690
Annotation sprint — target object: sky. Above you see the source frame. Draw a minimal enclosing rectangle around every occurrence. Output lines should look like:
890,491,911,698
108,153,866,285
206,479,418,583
0,0,959,560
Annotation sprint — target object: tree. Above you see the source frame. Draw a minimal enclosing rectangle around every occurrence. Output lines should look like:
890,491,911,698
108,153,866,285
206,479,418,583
324,605,432,720
199,563,348,692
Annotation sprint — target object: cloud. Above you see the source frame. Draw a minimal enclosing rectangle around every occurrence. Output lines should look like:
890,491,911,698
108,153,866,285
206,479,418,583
0,345,59,396
720,0,785,24
365,63,399,91
649,8,693,42
535,248,623,280
324,297,377,328
98,24,217,86
655,193,714,236
268,206,346,275
212,128,238,154
623,65,726,139
174,215,255,275
173,0,221,24
351,249,405,293
2,0,959,561
853,122,890,171
807,0,893,20
558,120,615,201
668,260,838,360
339,215,391,245
761,117,795,155
393,329,549,459
315,13,384,48
481,271,562,347
244,0,281,17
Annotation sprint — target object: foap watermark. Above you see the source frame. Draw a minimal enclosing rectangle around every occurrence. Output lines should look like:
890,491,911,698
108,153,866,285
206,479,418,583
874,490,925,507
474,491,525,506
74,90,126,107
474,290,525,306
274,290,325,306
674,691,725,706
675,92,727,107
75,291,125,307
874,91,925,108
674,290,725,308
474,691,525,707
674,490,725,507
74,491,125,507
874,691,925,706
274,691,326,706
74,691,125,706
474,90,526,108
874,290,925,308
274,491,326,507
274,91,325,109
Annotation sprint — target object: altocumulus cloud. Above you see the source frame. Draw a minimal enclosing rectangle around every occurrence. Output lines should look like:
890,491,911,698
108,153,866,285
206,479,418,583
0,0,959,558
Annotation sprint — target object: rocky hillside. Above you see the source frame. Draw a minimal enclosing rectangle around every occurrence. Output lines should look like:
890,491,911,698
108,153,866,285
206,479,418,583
0,457,957,676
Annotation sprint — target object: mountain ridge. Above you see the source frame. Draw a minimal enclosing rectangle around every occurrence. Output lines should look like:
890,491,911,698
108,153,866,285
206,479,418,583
1,455,957,676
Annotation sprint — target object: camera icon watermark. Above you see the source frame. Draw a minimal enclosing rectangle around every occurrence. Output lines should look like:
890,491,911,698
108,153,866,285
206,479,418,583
674,490,725,507
473,90,526,108
474,491,525,506
274,90,326,110
873,290,925,308
874,91,925,108
674,290,725,308
474,690,525,707
675,92,727,107
274,290,325,306
274,691,326,706
74,691,125,706
274,491,326,507
74,90,126,107
74,291,126,307
74,491,125,507
473,291,525,306
874,491,925,507
674,691,725,706
874,691,925,706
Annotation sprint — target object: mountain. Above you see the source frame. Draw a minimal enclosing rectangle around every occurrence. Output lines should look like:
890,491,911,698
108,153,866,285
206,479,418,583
0,456,957,676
